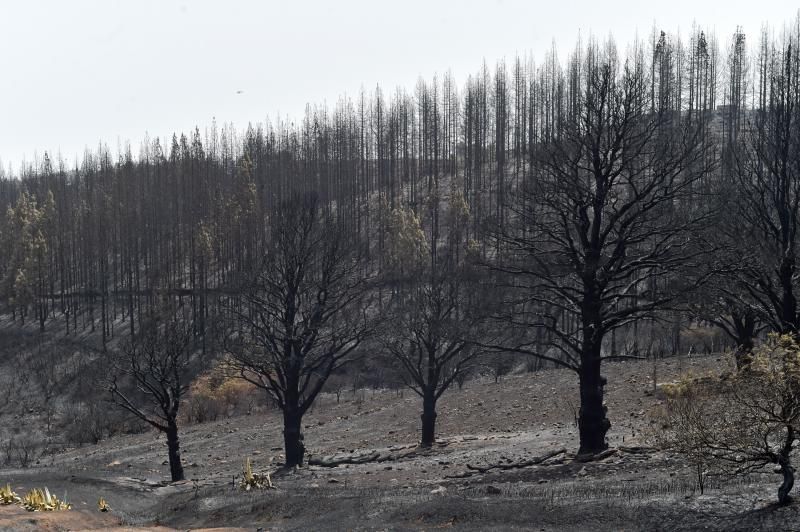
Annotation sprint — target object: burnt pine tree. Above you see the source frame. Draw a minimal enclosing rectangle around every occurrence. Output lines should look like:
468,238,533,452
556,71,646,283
108,312,197,482
492,42,714,454
732,36,800,336
228,193,372,467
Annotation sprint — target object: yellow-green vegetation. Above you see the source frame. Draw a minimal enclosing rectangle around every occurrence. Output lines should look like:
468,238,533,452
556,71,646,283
1,190,55,312
382,202,428,276
0,484,20,505
658,369,720,398
748,333,800,379
21,487,71,511
98,497,110,512
657,334,800,504
240,457,274,491
187,357,258,422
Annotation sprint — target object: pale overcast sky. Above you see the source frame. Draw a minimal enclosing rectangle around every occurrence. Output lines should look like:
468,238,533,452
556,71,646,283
0,0,797,173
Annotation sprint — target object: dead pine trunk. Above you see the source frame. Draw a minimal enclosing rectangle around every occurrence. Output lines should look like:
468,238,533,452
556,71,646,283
578,339,610,455
420,390,437,447
283,408,305,468
165,421,185,482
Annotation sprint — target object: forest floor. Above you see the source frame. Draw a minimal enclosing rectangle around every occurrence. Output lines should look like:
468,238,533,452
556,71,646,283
2,352,800,531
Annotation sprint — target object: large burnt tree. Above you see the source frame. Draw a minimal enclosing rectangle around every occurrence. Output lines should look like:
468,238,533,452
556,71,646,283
492,42,714,454
227,193,372,467
109,311,197,482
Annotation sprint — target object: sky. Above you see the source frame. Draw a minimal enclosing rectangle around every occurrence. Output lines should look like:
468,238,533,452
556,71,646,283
0,0,797,173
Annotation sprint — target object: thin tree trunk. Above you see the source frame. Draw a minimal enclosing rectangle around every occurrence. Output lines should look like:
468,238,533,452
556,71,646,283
780,254,797,334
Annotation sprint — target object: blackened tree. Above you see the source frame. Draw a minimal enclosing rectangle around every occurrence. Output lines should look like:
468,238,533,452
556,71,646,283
227,193,373,467
491,42,714,454
384,262,482,447
108,312,197,482
731,35,800,336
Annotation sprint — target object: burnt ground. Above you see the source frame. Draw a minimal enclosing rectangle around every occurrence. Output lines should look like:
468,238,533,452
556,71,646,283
2,353,800,531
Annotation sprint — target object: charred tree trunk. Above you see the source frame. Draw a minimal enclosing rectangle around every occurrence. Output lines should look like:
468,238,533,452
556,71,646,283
165,421,185,482
283,408,305,468
779,254,798,335
578,337,610,454
732,310,757,370
778,426,795,505
734,338,755,371
779,461,795,505
420,390,437,447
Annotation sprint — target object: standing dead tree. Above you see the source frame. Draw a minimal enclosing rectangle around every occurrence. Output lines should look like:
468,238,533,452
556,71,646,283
731,33,800,336
108,312,197,482
490,41,715,454
384,269,482,447
226,193,373,468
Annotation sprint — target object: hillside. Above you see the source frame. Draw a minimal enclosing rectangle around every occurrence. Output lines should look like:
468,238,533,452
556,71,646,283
1,352,796,531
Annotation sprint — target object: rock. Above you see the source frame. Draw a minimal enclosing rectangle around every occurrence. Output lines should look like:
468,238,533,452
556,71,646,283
328,478,340,483
486,485,502,495
430,485,447,494
577,466,588,477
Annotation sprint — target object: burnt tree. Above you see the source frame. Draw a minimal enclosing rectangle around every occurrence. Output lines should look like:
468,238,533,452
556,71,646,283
109,313,197,482
227,193,372,467
732,36,800,336
492,43,713,454
384,268,482,447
